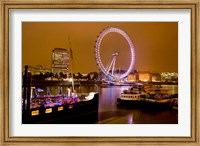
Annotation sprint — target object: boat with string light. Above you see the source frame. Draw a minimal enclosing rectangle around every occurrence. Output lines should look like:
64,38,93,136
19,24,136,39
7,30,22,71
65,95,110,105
117,83,149,105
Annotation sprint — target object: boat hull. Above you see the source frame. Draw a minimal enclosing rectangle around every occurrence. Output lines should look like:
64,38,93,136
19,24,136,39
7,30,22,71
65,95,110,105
117,98,172,109
142,98,172,109
117,98,141,107
22,93,99,124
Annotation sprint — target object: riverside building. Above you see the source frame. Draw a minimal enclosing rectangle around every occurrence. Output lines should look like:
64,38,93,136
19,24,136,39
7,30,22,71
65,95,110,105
51,48,70,74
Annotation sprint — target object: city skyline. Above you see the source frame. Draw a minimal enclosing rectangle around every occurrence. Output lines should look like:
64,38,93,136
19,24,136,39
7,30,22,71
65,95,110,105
22,22,178,74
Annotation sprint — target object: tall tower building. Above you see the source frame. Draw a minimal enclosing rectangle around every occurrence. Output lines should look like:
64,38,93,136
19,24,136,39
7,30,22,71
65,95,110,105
51,48,70,74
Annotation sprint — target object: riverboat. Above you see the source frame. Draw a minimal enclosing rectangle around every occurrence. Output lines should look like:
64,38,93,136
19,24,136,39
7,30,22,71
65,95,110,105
23,90,99,124
144,93,172,104
142,86,175,108
117,84,177,109
117,84,149,105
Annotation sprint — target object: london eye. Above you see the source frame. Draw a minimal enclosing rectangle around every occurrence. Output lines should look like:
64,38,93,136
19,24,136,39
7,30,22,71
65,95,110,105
95,27,135,81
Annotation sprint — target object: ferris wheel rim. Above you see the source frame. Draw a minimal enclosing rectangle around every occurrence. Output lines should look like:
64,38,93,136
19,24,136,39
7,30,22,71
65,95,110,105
95,27,135,79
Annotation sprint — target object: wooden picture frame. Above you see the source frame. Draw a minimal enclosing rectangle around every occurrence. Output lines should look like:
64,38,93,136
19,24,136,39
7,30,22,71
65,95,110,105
0,0,199,145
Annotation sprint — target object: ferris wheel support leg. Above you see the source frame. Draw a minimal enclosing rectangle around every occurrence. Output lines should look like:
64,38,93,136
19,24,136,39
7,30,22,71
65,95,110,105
112,57,116,76
105,61,111,72
106,57,115,75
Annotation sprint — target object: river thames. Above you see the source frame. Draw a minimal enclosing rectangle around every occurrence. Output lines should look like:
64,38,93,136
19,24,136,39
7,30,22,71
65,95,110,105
37,84,178,124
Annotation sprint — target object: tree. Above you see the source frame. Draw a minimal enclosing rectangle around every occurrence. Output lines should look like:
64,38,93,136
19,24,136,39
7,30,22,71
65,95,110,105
59,72,64,78
44,72,50,79
86,74,91,80
55,73,58,78
49,72,54,78
63,74,67,79
92,73,98,80
77,72,83,80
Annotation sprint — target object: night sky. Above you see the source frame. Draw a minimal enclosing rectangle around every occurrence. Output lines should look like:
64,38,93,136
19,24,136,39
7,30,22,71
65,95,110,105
22,22,178,74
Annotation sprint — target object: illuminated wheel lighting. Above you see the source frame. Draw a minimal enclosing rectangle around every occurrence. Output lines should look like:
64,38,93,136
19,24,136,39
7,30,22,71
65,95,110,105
95,27,135,79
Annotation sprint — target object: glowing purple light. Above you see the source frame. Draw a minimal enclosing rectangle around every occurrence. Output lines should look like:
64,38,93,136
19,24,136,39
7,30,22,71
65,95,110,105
95,27,135,79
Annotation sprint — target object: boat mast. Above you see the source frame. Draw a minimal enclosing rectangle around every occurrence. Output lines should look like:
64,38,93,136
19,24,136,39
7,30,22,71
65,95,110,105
68,36,74,92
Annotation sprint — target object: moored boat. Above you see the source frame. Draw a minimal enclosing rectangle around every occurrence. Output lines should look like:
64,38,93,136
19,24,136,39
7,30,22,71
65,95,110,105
23,90,99,124
142,88,174,108
117,83,177,109
117,84,149,105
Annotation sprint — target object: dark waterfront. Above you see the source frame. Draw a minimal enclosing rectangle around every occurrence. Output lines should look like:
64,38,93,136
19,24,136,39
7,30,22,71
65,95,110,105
36,84,178,124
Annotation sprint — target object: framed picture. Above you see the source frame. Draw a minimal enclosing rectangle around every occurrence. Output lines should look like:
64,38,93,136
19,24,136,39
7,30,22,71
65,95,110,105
1,0,199,145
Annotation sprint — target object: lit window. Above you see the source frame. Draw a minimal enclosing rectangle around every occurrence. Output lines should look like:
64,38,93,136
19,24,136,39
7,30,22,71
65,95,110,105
58,106,64,111
31,110,39,116
45,108,52,113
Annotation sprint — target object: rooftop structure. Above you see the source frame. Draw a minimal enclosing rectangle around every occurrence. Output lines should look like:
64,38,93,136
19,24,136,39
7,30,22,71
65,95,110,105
25,65,51,75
